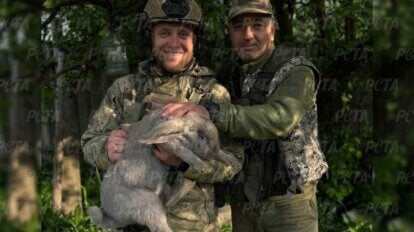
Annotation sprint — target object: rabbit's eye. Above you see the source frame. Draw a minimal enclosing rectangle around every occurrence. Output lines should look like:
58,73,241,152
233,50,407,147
198,129,207,140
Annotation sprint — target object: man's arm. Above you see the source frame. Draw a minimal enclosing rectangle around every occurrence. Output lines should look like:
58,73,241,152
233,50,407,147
81,79,125,170
158,83,244,183
162,66,316,141
215,66,316,140
178,67,314,182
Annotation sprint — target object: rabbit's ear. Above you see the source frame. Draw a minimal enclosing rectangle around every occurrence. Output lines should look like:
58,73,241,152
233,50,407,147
137,118,185,144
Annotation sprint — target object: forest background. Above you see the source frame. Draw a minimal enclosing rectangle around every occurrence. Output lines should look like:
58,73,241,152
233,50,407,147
0,0,413,231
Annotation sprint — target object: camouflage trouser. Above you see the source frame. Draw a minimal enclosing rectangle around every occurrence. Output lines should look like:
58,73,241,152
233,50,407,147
231,184,318,232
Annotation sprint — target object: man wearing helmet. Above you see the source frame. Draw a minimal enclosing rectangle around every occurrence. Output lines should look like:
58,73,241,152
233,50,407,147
81,0,243,231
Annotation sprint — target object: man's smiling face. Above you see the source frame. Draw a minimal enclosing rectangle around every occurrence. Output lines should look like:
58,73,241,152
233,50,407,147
229,14,275,63
152,22,195,73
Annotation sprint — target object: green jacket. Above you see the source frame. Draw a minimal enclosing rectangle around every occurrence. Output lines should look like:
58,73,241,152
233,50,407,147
81,59,244,231
215,45,328,204
215,45,314,140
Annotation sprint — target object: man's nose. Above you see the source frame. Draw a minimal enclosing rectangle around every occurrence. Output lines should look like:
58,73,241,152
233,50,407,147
243,26,254,40
168,34,180,47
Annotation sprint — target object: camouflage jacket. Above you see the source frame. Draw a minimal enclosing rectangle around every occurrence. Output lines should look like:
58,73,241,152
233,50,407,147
215,45,328,204
81,58,244,231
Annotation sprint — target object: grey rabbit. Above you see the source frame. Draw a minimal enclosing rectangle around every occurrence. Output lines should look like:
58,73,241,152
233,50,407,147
89,110,238,232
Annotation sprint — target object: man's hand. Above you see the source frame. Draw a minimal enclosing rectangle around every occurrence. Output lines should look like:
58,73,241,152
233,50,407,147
153,145,183,167
161,102,209,120
107,129,128,163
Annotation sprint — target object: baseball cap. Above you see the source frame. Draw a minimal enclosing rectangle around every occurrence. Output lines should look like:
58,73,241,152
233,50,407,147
228,0,274,21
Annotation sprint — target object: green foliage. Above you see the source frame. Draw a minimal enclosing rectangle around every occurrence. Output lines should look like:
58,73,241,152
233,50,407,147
318,124,373,231
37,159,105,231
199,0,231,70
220,223,232,232
44,0,61,10
342,212,373,232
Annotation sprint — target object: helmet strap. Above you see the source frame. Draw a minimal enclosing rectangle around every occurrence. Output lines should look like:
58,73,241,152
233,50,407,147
141,12,153,59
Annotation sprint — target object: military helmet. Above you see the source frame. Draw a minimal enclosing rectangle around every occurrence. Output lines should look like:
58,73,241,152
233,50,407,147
228,0,274,21
144,0,202,27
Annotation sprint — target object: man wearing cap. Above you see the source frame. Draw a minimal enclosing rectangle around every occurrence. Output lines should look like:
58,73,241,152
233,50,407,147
161,0,328,231
81,0,243,231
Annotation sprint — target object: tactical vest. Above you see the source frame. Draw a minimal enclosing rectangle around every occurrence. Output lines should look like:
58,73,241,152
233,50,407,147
216,48,328,202
119,59,217,123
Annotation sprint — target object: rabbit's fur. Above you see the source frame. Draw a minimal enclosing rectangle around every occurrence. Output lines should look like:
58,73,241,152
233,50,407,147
89,110,238,232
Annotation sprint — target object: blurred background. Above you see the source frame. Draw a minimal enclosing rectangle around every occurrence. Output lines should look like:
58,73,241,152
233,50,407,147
0,0,412,231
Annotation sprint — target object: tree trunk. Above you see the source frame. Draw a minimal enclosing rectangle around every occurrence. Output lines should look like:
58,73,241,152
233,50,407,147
311,0,326,40
389,0,399,50
7,57,38,223
344,0,355,42
52,49,82,215
272,0,294,42
40,88,53,162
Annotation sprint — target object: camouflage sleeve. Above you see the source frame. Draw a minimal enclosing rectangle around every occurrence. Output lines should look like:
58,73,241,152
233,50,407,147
183,83,244,183
215,66,315,140
81,79,125,170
